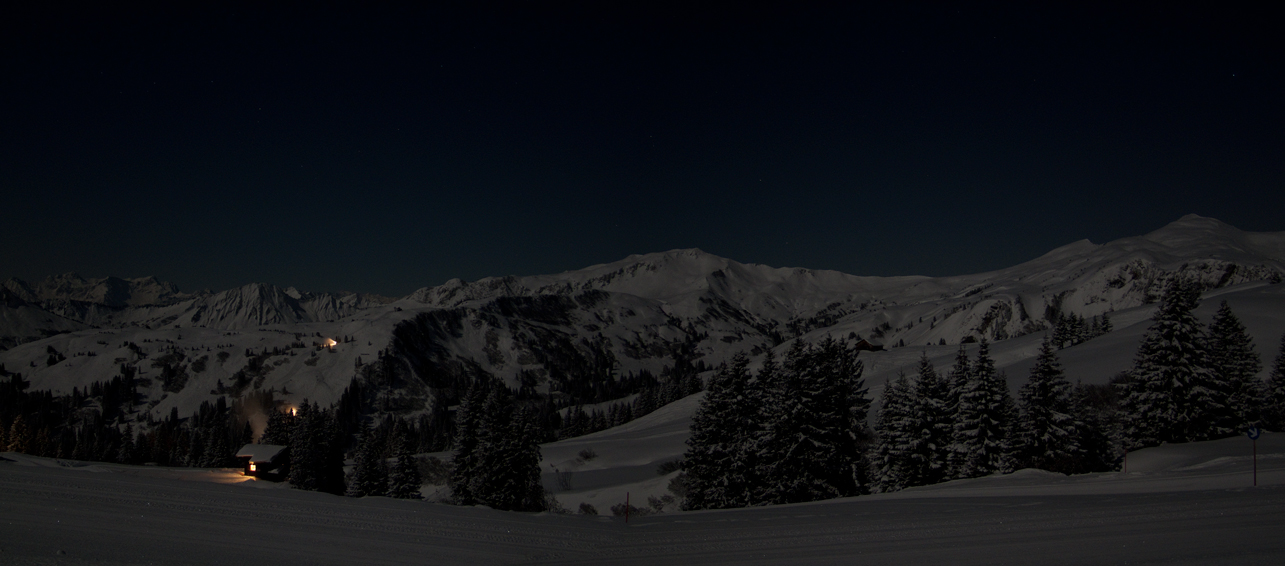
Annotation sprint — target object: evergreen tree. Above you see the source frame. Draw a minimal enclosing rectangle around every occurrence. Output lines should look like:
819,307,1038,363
949,338,1011,478
1207,301,1263,432
1051,314,1067,350
872,372,916,493
684,353,759,509
908,354,952,486
498,406,547,511
478,386,546,511
757,338,870,504
1015,335,1080,473
449,376,492,505
287,404,316,486
288,402,346,494
7,415,29,453
116,424,136,465
261,408,292,445
944,345,971,478
186,428,205,467
201,425,232,468
1265,332,1285,431
345,424,389,497
423,393,454,452
1069,382,1120,474
387,426,423,499
1118,281,1217,446
239,421,254,449
996,376,1021,473
450,377,545,511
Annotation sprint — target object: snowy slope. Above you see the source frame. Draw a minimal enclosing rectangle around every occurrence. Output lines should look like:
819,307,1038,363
0,286,88,351
5,432,1285,565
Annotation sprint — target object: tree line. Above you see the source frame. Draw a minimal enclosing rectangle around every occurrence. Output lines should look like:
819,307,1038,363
682,337,871,509
1118,281,1284,445
684,280,1285,507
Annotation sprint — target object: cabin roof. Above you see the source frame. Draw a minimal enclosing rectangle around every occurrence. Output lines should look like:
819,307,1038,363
235,444,286,463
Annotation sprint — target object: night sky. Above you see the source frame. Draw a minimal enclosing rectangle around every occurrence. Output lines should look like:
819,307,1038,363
3,4,1281,296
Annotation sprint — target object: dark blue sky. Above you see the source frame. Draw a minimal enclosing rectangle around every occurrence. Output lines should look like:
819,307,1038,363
3,4,1282,296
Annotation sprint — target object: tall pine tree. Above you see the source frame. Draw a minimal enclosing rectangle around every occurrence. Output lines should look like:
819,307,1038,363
908,354,952,487
1207,301,1263,433
345,423,389,498
683,353,758,509
387,424,424,499
288,402,346,494
449,376,492,505
1119,281,1217,446
450,377,545,511
872,372,916,493
1015,335,1080,473
948,338,1011,478
1265,332,1285,431
757,338,870,504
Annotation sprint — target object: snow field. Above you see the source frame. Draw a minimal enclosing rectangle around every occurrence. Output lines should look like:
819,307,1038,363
5,432,1285,565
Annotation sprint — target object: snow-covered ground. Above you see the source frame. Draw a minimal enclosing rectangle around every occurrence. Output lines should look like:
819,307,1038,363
4,433,1284,565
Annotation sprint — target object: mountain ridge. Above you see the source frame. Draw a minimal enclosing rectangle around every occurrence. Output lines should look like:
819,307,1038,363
2,214,1284,424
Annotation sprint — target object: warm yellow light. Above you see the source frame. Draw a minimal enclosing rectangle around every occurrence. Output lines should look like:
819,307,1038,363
324,338,337,347
291,408,297,416
249,462,257,472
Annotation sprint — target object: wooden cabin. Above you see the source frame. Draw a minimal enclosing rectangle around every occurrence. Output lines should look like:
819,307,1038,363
853,339,885,352
235,444,288,480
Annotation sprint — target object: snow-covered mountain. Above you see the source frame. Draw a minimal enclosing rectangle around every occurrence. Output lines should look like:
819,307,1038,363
393,214,1285,375
2,214,1283,424
2,272,197,308
0,275,397,339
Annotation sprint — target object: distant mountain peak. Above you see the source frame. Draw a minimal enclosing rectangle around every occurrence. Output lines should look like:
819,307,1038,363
1140,214,1246,253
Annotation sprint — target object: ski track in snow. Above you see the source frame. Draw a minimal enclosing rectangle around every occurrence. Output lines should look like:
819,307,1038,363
5,436,1285,566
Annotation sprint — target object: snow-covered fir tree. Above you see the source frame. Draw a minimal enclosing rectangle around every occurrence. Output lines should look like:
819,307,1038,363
948,338,1011,478
386,425,423,500
450,377,545,511
683,352,759,509
481,388,546,511
908,353,952,487
448,376,491,505
1265,332,1285,431
1068,381,1120,474
943,345,970,478
756,337,870,504
1118,281,1219,446
260,408,292,445
288,402,346,494
345,424,389,498
116,424,135,465
1015,335,1080,473
201,425,233,468
872,372,916,493
1206,301,1263,432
